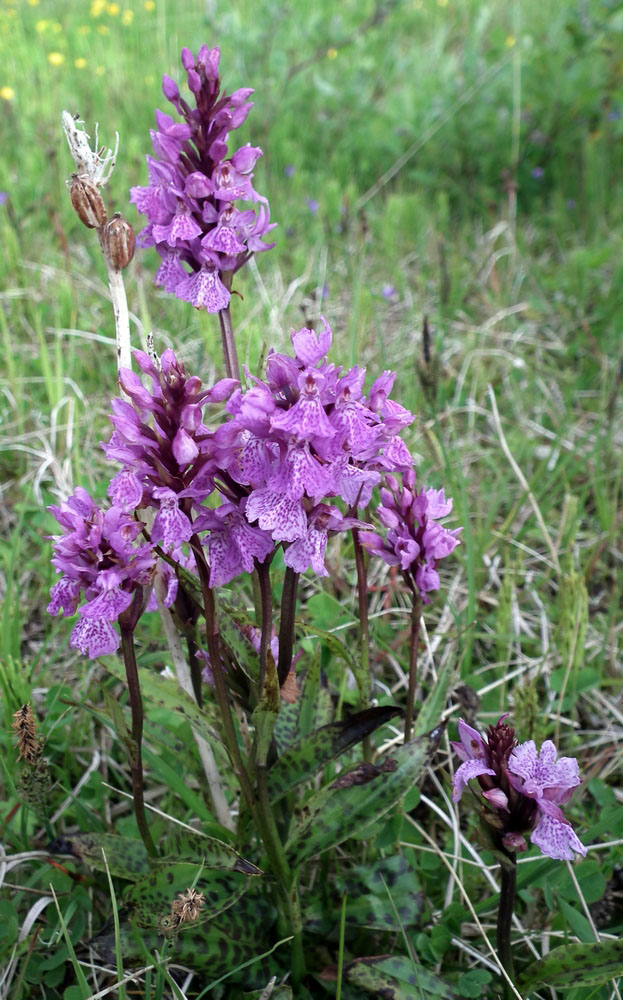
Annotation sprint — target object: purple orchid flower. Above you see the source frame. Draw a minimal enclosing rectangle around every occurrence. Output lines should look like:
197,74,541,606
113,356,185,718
452,717,587,861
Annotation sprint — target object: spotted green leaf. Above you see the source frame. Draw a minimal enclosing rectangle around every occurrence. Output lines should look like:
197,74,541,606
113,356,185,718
122,861,258,929
517,939,623,991
285,729,441,867
296,622,368,703
239,988,292,1000
160,830,262,875
101,656,223,747
48,833,150,880
345,955,456,998
268,706,400,802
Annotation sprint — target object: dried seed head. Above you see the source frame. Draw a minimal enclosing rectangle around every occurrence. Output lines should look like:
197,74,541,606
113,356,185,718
102,213,136,270
171,887,205,924
69,174,107,229
12,703,42,764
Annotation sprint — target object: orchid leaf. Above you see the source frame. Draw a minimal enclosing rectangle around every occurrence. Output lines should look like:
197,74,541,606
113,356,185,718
285,728,441,867
48,833,150,881
518,939,623,990
345,955,456,998
122,861,259,929
268,705,400,802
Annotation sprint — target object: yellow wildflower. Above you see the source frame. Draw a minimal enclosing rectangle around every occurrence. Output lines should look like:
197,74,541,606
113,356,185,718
505,35,516,47
144,0,155,10
27,0,40,6
90,0,106,15
48,52,65,66
327,47,338,59
97,23,109,33
121,8,133,24
0,85,15,101
106,2,120,13
35,18,48,31
77,24,91,34
75,57,87,69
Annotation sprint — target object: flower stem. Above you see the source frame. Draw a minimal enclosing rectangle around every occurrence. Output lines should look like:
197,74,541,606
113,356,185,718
403,592,422,743
277,567,298,687
119,626,157,857
190,535,256,816
256,764,306,985
352,529,371,760
217,294,240,381
497,852,517,999
256,562,273,690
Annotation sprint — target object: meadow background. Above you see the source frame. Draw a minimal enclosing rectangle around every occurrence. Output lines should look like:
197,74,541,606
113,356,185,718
0,0,622,997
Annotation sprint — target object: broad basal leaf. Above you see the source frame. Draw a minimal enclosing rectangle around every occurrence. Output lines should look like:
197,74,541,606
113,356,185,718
122,861,259,929
48,833,150,880
160,829,262,875
345,955,456,998
268,706,400,802
101,656,223,747
285,728,441,867
518,939,623,991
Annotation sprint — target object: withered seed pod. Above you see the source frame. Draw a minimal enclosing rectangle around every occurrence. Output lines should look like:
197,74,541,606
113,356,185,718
69,173,107,229
102,213,136,270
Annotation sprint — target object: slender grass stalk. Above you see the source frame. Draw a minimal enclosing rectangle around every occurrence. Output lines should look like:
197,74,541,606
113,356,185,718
119,625,157,858
101,849,126,1000
336,892,347,1000
404,593,422,743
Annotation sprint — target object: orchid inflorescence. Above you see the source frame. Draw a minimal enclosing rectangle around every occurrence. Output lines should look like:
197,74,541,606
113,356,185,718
452,715,586,861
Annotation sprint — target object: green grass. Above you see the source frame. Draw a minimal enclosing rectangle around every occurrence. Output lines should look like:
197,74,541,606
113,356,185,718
1,0,623,997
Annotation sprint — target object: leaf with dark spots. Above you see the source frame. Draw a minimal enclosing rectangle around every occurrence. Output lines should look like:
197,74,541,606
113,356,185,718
518,938,623,990
121,862,257,928
331,756,397,789
268,705,400,802
286,728,441,867
48,833,150,880
101,656,224,747
160,829,262,875
345,955,456,998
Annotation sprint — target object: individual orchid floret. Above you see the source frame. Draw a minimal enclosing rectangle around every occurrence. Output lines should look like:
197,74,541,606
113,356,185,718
47,488,157,658
451,716,587,862
360,472,461,602
131,45,275,313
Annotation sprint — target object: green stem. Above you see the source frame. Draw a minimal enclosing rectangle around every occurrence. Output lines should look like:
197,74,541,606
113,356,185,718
256,765,306,985
119,626,157,858
217,283,240,381
190,535,256,816
497,853,516,999
403,592,422,743
256,561,273,690
277,566,299,687
352,529,371,760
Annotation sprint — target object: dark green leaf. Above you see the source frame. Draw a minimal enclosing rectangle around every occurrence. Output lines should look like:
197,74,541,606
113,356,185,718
101,656,223,747
285,729,440,867
160,830,262,875
345,955,456,998
517,939,623,990
268,706,400,802
122,861,258,929
48,833,150,880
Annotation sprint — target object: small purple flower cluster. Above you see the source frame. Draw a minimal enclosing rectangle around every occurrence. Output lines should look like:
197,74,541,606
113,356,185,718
359,473,461,602
47,488,156,658
48,322,425,655
452,716,587,861
131,45,275,313
219,320,415,577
